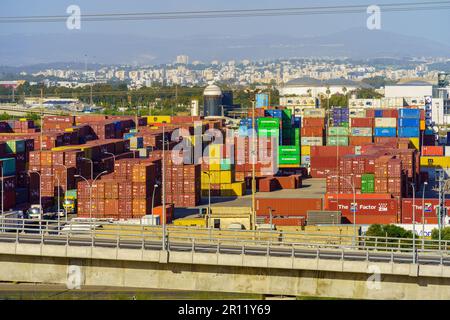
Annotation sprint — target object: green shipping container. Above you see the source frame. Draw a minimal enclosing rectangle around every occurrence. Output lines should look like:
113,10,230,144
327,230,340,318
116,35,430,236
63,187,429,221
6,139,25,154
258,128,279,136
328,127,349,136
279,155,300,165
361,174,375,193
257,117,280,128
0,158,16,176
220,158,232,170
295,128,300,146
282,109,292,120
327,136,349,146
65,189,78,199
279,145,300,155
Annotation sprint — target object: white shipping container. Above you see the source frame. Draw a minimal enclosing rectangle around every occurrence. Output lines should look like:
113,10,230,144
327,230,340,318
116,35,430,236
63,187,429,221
301,137,323,146
354,146,362,155
375,117,397,128
351,127,372,136
302,108,326,118
349,109,366,118
445,146,450,156
301,156,311,164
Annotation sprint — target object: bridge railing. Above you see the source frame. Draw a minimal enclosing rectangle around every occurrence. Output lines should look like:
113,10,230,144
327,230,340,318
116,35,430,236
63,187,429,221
0,217,449,263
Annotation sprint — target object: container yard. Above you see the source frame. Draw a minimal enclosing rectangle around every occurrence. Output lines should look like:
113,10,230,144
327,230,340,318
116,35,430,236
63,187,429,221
0,102,449,233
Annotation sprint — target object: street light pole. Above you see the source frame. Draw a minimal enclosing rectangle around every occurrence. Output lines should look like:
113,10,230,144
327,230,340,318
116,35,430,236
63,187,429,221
411,182,416,264
57,164,69,222
267,206,273,228
151,183,159,220
103,151,116,170
75,171,107,223
81,157,93,180
422,181,428,250
162,122,166,251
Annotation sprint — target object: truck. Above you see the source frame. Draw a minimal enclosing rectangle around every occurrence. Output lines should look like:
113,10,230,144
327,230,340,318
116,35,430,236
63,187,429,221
63,189,77,215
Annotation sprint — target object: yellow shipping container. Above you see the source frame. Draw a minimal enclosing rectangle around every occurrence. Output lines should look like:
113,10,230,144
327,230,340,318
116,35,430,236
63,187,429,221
19,118,28,122
409,138,420,150
210,171,221,184
208,144,222,159
147,115,171,124
420,156,450,168
173,218,206,227
301,145,311,156
420,120,425,131
220,171,232,184
230,182,245,196
209,162,221,171
51,145,82,151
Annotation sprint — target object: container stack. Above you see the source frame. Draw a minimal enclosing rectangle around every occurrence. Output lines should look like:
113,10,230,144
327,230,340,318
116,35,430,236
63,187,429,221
374,109,398,140
201,144,245,197
397,108,420,139
349,116,373,147
331,107,349,128
0,157,16,210
327,126,349,146
300,108,325,148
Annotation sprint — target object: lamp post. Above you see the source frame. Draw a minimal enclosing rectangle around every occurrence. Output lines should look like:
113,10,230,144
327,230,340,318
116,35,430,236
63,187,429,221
267,206,273,228
244,88,261,230
30,171,42,233
411,182,417,264
202,171,212,224
103,151,116,169
75,171,107,223
1,166,3,231
162,122,166,251
422,181,428,250
56,164,69,222
151,183,159,220
81,157,93,179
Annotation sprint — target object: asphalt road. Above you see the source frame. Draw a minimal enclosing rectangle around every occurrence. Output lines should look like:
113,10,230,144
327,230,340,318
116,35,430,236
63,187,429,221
0,231,449,267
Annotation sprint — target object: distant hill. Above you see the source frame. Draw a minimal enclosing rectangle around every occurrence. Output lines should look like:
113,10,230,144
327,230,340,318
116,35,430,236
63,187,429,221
1,28,449,66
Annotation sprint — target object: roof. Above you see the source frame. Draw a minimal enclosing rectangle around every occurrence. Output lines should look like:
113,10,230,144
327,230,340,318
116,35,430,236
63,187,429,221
203,84,222,96
283,77,372,89
393,80,433,86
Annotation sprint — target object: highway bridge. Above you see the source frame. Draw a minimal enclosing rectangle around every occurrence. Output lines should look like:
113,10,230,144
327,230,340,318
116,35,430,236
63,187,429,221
0,104,83,117
0,218,450,299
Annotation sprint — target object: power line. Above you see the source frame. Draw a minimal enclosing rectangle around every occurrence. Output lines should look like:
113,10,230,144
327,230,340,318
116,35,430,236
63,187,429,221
1,1,450,23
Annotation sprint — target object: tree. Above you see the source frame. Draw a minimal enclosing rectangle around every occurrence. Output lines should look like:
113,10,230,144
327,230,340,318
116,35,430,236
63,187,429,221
366,224,413,238
431,227,450,241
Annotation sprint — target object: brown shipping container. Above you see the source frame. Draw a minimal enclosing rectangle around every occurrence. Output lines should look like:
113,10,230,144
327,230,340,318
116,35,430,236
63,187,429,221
256,198,322,216
302,118,325,128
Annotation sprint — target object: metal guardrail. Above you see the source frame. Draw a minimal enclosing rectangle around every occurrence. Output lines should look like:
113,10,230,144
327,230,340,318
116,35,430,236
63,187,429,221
0,217,449,266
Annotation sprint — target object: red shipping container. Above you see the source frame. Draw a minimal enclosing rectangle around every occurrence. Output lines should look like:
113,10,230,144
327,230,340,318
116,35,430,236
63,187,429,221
301,127,323,137
325,198,398,219
350,118,374,127
349,136,372,146
310,146,355,157
256,198,322,216
302,118,325,128
401,198,450,224
422,146,444,156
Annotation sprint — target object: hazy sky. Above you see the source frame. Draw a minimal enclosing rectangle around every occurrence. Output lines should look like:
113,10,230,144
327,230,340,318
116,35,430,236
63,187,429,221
2,0,450,43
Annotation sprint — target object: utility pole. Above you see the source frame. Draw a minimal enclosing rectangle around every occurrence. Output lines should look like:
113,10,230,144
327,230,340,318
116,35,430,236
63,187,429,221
437,169,446,251
90,84,93,106
40,88,43,151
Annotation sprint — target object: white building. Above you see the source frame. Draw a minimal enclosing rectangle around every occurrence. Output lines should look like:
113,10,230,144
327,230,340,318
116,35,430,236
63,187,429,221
278,77,371,98
384,80,433,98
176,55,189,65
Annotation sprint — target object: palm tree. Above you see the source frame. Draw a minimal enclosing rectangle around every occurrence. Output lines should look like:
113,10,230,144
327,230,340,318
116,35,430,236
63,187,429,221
325,86,331,110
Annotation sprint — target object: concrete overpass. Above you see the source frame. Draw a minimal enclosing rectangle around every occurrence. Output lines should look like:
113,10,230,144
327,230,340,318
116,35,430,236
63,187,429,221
0,220,450,299
0,104,83,117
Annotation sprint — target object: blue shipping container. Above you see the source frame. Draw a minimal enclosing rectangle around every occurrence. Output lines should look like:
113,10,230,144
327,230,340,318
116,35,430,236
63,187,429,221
374,127,396,137
255,93,269,108
374,110,383,118
398,127,419,137
399,108,420,119
0,158,16,176
398,118,420,127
